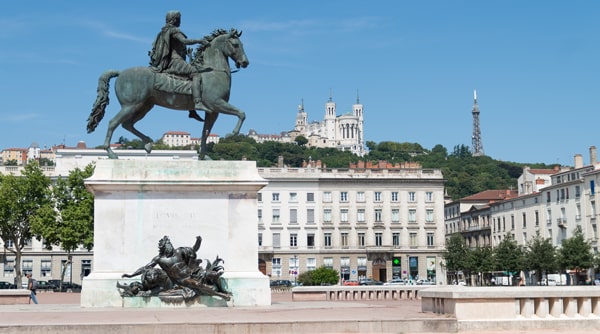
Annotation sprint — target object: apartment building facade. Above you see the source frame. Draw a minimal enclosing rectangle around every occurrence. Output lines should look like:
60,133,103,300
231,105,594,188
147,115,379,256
257,161,446,284
445,189,518,248
491,150,598,249
446,147,600,284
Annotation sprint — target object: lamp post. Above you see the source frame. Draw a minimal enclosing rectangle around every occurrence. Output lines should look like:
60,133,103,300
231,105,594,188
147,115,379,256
294,255,298,285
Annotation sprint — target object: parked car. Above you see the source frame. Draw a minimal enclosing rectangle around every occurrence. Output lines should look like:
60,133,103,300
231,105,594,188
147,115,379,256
35,280,57,292
0,281,16,289
270,280,292,287
358,278,383,286
343,280,359,286
383,278,406,286
416,279,435,285
60,282,82,292
47,280,82,292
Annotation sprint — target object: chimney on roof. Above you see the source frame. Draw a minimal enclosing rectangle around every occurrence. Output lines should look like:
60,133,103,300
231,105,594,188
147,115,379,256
590,146,597,166
575,154,583,169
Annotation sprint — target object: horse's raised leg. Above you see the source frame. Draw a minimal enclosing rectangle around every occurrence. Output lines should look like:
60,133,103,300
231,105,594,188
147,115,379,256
205,100,246,137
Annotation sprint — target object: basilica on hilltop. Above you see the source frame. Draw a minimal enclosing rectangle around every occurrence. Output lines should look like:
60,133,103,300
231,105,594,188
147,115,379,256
288,94,365,156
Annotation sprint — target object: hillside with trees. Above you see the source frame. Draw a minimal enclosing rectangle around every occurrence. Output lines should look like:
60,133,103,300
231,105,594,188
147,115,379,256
208,137,554,201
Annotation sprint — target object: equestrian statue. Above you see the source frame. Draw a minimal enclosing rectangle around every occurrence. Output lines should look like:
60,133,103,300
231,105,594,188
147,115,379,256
87,10,249,159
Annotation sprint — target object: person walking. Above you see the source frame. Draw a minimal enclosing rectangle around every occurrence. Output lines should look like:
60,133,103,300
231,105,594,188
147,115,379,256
26,273,38,304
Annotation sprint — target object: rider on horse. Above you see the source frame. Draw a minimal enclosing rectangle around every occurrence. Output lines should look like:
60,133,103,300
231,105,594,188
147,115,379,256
149,10,206,112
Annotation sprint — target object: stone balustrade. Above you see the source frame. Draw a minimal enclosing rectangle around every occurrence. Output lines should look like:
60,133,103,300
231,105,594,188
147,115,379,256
421,286,600,320
291,285,430,301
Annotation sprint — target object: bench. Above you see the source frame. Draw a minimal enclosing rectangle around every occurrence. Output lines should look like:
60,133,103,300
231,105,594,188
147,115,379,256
0,289,32,304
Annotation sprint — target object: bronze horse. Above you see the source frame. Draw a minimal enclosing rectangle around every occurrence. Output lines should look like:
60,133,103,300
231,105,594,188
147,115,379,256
87,28,249,159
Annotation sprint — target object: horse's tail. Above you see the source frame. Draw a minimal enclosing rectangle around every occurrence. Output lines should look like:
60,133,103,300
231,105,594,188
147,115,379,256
86,70,120,133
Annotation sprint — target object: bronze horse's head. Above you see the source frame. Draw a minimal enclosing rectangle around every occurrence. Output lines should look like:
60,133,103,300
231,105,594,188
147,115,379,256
192,28,248,69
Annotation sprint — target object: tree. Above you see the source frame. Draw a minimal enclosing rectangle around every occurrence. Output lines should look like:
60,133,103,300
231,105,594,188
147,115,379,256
0,162,52,286
38,158,55,166
297,266,339,286
465,246,494,286
294,135,308,146
493,234,524,279
524,232,557,285
442,233,469,281
31,164,95,287
431,144,448,157
558,226,593,284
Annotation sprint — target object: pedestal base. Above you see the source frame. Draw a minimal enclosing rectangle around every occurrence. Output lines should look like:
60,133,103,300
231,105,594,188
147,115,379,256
81,160,270,307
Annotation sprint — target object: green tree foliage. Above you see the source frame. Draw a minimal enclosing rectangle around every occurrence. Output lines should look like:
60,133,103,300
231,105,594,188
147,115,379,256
365,141,424,162
31,164,95,287
558,226,593,284
296,266,339,286
207,135,259,162
466,247,494,279
38,158,55,166
294,135,308,146
493,234,524,274
0,162,52,286
524,232,557,285
443,233,469,273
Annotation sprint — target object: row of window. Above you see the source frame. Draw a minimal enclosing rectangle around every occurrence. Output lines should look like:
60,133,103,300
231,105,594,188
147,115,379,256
259,208,436,224
271,256,365,274
260,191,435,203
3,260,92,278
260,231,436,248
545,186,581,202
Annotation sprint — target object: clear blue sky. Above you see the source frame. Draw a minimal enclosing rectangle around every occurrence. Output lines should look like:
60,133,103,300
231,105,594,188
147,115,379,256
1,1,599,165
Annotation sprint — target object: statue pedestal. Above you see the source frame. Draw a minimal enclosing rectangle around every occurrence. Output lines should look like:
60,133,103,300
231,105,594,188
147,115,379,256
80,160,270,307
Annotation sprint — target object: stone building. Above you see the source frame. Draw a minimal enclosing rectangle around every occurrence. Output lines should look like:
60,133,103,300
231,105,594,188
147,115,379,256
257,160,446,284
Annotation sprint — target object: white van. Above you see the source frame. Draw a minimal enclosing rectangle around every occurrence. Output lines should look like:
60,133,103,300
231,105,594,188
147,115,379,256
545,274,568,286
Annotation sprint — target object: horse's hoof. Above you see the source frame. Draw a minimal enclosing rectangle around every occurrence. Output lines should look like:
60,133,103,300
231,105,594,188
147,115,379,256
106,148,119,159
144,143,153,154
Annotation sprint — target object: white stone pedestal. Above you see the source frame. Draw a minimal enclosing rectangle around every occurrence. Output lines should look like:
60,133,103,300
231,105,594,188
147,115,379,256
80,159,270,307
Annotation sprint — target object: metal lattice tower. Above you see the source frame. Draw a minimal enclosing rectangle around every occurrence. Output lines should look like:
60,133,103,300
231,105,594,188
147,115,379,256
471,90,484,156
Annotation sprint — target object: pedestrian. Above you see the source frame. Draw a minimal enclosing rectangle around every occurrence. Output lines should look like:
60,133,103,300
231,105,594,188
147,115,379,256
26,273,38,304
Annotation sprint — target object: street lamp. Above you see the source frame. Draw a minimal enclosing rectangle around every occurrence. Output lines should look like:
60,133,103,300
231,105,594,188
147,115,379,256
294,255,298,285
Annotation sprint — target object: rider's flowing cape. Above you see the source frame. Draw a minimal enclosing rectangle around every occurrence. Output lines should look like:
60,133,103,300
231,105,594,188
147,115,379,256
149,25,185,72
